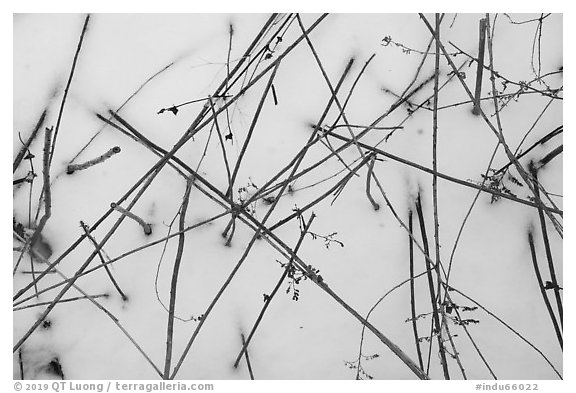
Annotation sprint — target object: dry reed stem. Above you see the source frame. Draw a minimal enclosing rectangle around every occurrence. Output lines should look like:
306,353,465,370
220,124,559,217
163,179,193,378
527,230,562,348
67,146,121,174
48,14,90,166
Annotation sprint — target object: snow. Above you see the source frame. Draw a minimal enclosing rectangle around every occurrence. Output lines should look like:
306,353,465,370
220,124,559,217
12,12,563,382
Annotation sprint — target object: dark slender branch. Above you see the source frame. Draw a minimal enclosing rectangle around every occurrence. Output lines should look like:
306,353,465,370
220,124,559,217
530,14,544,80
431,14,451,380
365,154,380,210
529,164,562,327
81,222,127,301
19,348,25,380
27,127,53,257
164,178,193,379
241,333,255,380
408,209,424,370
207,97,233,194
472,18,487,115
25,150,39,295
206,97,236,246
537,145,562,170
14,109,47,173
48,14,90,166
415,193,448,378
14,294,109,312
527,230,562,349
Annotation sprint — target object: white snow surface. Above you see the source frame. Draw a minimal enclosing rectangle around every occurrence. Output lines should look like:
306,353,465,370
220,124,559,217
13,13,563,380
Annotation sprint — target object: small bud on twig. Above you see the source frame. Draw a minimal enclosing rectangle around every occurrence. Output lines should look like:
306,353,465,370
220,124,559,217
67,146,121,174
110,202,152,235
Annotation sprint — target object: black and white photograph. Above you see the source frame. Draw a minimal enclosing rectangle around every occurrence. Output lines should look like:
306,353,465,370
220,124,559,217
11,9,565,384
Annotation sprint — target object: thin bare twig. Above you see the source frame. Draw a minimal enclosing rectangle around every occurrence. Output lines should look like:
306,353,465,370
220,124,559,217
80,221,127,301
241,333,255,380
164,178,194,379
431,14,453,380
472,18,487,115
19,348,25,380
527,230,562,349
26,127,53,261
13,294,109,312
365,154,380,210
48,14,90,166
66,146,121,174
529,164,562,328
415,193,448,377
14,109,47,173
537,145,562,170
408,209,424,370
